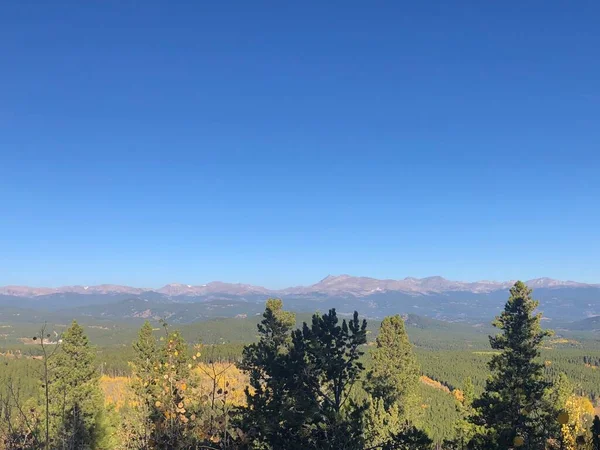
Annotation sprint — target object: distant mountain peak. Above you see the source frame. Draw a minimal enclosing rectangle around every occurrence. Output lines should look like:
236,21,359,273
525,278,589,288
318,274,351,283
1,275,598,298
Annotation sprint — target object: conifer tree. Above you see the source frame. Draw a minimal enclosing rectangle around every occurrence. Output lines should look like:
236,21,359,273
552,372,573,412
591,415,600,450
364,315,426,450
462,377,474,409
364,398,402,448
366,315,419,416
238,306,368,449
131,321,158,448
132,321,157,388
285,309,368,449
378,426,433,450
470,281,556,449
237,299,296,448
47,320,105,449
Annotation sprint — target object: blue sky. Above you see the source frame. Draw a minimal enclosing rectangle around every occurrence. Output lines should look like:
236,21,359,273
1,1,599,288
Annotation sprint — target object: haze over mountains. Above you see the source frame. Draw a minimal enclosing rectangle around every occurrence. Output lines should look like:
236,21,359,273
1,275,599,325
2,275,597,298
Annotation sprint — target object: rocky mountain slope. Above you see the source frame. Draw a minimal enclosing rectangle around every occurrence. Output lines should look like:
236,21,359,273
1,275,598,323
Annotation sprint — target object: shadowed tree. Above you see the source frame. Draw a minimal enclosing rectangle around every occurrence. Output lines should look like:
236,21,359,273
285,309,368,449
375,426,433,450
591,415,600,450
238,305,369,450
236,299,296,448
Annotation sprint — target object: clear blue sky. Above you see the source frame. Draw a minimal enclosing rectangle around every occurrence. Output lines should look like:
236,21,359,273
1,1,599,288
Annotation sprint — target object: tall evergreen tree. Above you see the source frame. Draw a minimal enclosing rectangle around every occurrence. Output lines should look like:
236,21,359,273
130,321,158,449
237,299,296,448
462,377,474,410
47,320,104,450
591,415,600,450
470,281,556,449
366,315,419,415
132,321,157,386
131,321,158,405
379,427,433,450
284,309,368,449
552,373,573,414
363,398,402,448
238,306,368,450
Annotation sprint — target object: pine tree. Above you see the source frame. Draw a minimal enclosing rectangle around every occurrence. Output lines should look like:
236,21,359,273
238,306,368,450
131,321,158,403
364,397,402,448
47,320,105,449
470,281,556,449
552,373,573,412
364,315,426,450
366,315,419,416
462,377,474,409
285,309,368,449
132,322,157,385
591,415,600,450
380,426,433,450
237,298,296,448
131,321,158,448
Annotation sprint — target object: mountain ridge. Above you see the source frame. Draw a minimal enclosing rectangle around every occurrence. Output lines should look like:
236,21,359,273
2,275,598,298
1,275,599,323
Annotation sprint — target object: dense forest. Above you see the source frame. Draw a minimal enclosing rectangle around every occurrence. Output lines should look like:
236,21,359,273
1,282,600,449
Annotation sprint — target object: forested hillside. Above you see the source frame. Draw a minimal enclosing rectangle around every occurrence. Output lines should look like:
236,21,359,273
1,283,600,449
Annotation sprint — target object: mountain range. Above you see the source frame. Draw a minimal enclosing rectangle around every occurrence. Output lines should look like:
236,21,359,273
1,275,599,325
2,275,597,298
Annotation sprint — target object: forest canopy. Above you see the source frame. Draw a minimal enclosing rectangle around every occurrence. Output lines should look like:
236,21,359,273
1,282,599,449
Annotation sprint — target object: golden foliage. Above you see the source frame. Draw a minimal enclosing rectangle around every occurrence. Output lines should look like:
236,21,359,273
194,362,248,407
561,395,595,450
548,338,579,346
452,389,464,403
100,375,137,410
420,376,450,393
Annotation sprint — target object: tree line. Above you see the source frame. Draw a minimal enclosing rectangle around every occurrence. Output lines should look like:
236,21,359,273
1,281,600,449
